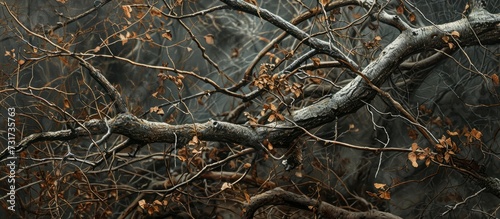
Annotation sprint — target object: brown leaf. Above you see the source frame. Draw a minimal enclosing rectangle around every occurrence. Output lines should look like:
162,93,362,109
319,0,330,6
425,158,431,167
122,5,132,19
63,99,70,109
18,59,25,65
491,74,499,86
56,0,67,3
267,114,275,122
408,128,418,140
311,57,321,67
451,30,460,38
189,135,199,145
379,191,391,200
374,183,386,189
204,34,215,45
228,160,236,169
411,143,419,152
119,33,128,45
138,199,147,209
441,35,450,43
396,4,404,15
151,8,162,17
156,108,164,115
408,152,418,167
408,13,416,23
446,130,459,136
244,190,251,203
470,128,482,141
243,163,252,169
267,141,274,150
162,30,172,41
366,191,379,198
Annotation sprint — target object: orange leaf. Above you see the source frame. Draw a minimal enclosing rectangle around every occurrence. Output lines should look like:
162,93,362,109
411,143,419,152
408,13,416,23
396,4,404,15
451,30,460,38
122,5,132,19
425,158,431,167
492,74,500,86
379,191,391,200
63,99,70,109
408,152,418,167
447,130,459,136
470,128,482,141
442,35,450,43
319,0,330,6
374,183,386,189
267,114,275,122
204,34,215,45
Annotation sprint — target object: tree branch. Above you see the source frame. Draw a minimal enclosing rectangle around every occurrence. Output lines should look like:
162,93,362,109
243,188,402,219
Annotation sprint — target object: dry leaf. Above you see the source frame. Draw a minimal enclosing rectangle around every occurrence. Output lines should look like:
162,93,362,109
162,30,172,41
408,152,418,167
311,57,321,67
408,13,416,23
221,182,232,191
446,130,459,136
63,99,70,109
448,42,454,49
396,4,404,15
18,59,25,65
189,135,199,145
122,5,132,18
411,143,419,152
119,33,128,45
156,108,164,115
425,158,431,167
441,35,450,43
244,191,251,203
151,8,162,17
204,34,215,45
491,74,499,86
243,163,252,169
374,35,382,41
319,0,330,6
295,170,303,178
138,199,147,209
470,128,482,141
374,183,386,189
451,30,460,38
56,0,67,3
379,191,391,200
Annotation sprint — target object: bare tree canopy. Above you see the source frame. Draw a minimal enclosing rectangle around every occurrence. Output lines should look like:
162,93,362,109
1,0,499,218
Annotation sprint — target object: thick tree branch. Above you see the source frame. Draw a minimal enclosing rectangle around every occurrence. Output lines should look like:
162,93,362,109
219,0,359,70
243,188,402,219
